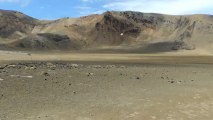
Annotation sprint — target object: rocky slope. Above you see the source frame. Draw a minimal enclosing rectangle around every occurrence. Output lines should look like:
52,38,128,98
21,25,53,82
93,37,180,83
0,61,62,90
0,9,213,53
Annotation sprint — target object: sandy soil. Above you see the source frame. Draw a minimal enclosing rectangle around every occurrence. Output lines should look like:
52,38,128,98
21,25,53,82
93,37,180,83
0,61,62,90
1,51,213,120
0,61,213,120
1,50,213,64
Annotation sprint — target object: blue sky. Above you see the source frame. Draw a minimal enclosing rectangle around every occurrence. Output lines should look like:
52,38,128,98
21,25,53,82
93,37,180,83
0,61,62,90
0,0,213,20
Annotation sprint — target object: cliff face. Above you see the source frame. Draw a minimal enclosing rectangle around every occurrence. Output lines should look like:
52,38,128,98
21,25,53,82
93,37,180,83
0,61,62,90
0,9,213,53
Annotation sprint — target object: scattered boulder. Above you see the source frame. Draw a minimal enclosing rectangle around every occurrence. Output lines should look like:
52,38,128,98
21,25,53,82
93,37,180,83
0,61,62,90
7,64,16,68
25,65,36,70
92,65,102,69
47,62,56,70
70,64,79,68
106,65,116,69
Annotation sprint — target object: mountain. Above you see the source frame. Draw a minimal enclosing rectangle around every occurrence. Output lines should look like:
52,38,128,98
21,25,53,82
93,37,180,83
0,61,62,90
0,9,213,53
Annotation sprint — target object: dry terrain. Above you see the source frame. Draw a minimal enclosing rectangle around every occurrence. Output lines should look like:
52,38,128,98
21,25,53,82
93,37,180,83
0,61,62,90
0,10,213,54
0,9,213,120
0,51,213,120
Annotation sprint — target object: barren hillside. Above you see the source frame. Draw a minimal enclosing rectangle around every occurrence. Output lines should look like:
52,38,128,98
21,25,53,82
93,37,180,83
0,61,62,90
0,9,213,53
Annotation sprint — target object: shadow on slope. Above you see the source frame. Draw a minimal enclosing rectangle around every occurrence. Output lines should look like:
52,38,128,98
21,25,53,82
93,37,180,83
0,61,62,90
88,42,183,54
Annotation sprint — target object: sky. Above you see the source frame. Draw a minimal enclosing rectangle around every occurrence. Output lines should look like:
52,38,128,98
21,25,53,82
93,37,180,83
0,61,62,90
0,0,213,20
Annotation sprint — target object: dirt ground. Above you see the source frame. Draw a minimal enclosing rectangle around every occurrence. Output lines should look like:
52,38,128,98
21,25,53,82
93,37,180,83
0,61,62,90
1,51,213,120
1,50,213,64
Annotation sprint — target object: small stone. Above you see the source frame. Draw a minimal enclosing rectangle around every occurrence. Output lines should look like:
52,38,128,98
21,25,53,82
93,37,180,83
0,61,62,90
42,72,50,76
93,65,102,69
120,66,126,69
7,65,16,68
47,62,56,69
106,65,116,69
30,66,36,70
87,73,94,76
177,81,182,84
71,64,79,68
24,67,29,70
0,78,3,81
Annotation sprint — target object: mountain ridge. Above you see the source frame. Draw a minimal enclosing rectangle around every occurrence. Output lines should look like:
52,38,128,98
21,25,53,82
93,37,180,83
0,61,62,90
0,9,213,53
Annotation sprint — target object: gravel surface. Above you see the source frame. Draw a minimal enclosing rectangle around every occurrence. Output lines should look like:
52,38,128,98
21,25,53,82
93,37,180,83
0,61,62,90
0,62,213,120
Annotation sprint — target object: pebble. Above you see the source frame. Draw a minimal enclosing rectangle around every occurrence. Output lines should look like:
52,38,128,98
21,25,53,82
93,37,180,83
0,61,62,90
92,65,102,69
71,64,79,68
47,62,56,69
86,73,94,76
0,78,4,81
106,65,116,69
177,81,182,84
30,67,37,70
170,81,175,83
25,66,36,70
120,66,126,69
42,72,50,76
7,65,16,68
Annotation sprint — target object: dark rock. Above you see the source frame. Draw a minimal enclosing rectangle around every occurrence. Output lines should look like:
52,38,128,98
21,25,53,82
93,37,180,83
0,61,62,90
42,72,50,76
0,65,7,69
170,81,175,83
